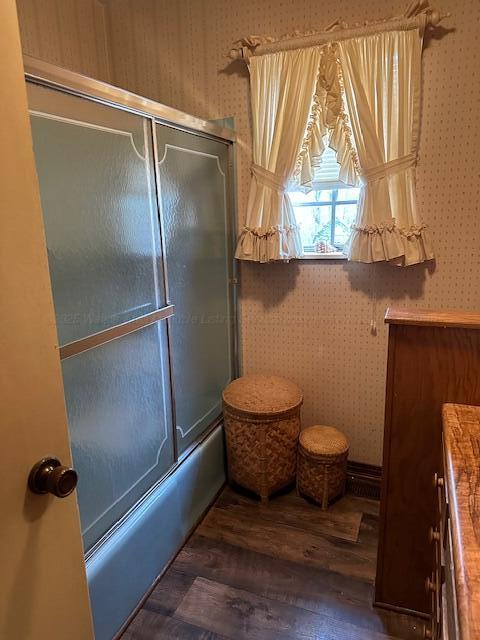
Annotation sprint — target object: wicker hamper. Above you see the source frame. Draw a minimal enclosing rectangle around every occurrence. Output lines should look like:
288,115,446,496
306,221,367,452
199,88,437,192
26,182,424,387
222,374,303,503
297,425,349,510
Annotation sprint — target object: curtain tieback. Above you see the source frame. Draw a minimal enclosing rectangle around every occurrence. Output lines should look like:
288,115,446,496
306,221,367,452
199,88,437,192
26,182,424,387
251,164,288,192
361,153,417,183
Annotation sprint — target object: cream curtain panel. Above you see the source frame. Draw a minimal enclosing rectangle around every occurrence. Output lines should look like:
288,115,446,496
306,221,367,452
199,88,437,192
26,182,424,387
339,29,434,264
234,48,322,262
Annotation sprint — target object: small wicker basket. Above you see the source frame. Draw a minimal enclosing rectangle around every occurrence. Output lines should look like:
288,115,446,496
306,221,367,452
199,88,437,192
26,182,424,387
222,374,303,503
297,425,349,510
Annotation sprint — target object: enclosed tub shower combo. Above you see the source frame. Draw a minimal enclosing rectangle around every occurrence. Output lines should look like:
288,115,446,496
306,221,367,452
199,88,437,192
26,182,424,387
24,57,238,639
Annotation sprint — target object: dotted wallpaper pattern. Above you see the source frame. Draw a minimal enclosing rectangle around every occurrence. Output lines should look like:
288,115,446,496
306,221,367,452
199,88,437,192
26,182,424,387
16,0,480,464
16,0,111,82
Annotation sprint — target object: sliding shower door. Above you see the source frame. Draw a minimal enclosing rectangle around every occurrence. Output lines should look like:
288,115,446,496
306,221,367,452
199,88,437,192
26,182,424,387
28,84,174,551
155,125,235,455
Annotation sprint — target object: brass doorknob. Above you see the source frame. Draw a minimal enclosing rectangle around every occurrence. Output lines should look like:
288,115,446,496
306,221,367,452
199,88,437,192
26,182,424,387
28,456,78,498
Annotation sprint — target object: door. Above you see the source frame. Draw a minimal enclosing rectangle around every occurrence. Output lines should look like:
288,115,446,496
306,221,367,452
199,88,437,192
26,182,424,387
155,125,235,456
27,83,175,555
0,1,93,638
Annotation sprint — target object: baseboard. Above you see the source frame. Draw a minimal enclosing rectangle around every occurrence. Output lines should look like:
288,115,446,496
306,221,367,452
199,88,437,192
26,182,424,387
346,460,382,499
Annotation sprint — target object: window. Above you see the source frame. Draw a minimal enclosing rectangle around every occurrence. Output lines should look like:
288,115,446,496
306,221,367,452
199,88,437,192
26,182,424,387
289,144,359,257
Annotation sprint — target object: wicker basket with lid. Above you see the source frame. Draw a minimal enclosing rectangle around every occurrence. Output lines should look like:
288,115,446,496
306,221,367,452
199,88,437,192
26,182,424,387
223,374,303,503
297,425,349,510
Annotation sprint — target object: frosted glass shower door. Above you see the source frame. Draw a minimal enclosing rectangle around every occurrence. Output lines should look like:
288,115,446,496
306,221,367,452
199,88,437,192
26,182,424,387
28,84,175,551
155,125,234,455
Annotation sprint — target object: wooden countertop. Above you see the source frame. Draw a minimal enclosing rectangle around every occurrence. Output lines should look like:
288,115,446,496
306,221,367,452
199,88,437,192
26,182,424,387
443,403,480,639
385,307,480,329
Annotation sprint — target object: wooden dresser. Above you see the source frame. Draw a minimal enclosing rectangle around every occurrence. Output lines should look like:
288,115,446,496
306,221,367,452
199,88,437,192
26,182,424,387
375,308,480,617
429,403,480,640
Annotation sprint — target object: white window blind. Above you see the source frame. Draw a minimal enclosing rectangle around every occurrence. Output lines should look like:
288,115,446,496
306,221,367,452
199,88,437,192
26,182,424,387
311,143,343,189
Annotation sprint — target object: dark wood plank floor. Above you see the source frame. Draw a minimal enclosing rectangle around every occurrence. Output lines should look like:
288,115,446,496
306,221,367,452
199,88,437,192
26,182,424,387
123,487,424,640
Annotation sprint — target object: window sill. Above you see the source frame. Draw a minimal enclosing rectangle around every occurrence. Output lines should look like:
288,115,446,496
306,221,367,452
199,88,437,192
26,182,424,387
299,252,347,261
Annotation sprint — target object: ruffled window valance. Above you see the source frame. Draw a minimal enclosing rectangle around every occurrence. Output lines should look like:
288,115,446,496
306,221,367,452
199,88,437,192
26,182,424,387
234,2,444,264
294,44,359,192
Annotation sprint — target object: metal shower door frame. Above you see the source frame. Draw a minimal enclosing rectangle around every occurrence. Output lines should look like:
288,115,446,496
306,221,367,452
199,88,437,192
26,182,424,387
24,55,240,558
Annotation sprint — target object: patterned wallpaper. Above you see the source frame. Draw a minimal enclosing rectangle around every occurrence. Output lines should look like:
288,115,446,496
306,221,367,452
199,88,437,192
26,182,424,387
16,0,111,81
15,0,480,464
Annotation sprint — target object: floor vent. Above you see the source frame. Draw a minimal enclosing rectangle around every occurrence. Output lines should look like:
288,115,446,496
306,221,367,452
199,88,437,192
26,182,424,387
346,461,382,500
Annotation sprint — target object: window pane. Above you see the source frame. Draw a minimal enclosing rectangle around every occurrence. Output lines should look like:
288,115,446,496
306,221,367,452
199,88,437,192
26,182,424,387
334,203,358,247
294,204,336,253
288,190,309,204
288,189,333,204
288,190,316,204
314,189,333,202
337,187,360,201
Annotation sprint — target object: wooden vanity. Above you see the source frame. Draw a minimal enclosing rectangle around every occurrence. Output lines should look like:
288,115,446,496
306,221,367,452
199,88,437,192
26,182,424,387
375,308,480,619
433,403,480,640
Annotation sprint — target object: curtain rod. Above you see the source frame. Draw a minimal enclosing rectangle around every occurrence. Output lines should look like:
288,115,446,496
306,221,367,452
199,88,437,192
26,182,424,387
228,9,450,61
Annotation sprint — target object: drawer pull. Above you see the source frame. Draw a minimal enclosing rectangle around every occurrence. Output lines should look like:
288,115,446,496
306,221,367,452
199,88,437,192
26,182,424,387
433,472,444,488
429,526,440,543
425,575,436,593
